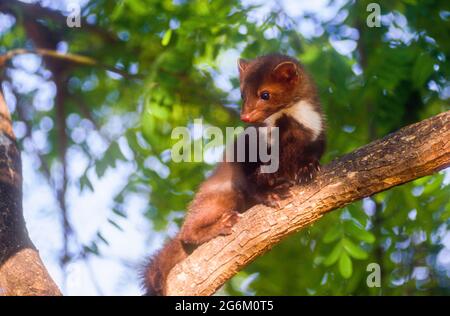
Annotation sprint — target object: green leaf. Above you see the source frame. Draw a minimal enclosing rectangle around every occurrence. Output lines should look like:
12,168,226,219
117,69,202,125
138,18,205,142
161,29,173,47
342,238,368,260
97,232,109,246
345,221,375,244
323,224,341,243
108,141,127,162
83,243,99,256
79,173,94,192
422,174,444,196
126,0,148,15
347,202,368,225
339,252,353,279
112,207,127,218
95,159,109,178
441,201,450,220
412,53,434,88
108,218,124,231
95,142,127,178
111,0,125,20
323,242,343,266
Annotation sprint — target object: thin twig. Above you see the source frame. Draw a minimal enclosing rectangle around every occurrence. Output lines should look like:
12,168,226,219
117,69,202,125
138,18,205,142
0,48,140,79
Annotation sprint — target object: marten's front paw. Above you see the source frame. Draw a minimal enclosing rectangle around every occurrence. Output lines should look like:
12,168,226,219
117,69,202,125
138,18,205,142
295,161,320,184
217,211,240,236
255,182,293,208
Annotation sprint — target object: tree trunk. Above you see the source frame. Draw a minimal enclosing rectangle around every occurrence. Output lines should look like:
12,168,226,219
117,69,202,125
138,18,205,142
166,110,450,296
0,92,61,296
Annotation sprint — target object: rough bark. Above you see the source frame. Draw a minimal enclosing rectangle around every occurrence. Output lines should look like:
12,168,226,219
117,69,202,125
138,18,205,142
0,92,61,296
166,110,450,296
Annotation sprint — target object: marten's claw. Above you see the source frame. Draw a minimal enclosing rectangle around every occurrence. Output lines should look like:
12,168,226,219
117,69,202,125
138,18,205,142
295,161,319,184
216,212,239,236
259,186,293,208
263,194,281,208
221,211,239,226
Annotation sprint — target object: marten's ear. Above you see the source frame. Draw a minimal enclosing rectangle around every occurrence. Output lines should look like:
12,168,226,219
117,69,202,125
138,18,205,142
271,61,299,83
237,58,250,75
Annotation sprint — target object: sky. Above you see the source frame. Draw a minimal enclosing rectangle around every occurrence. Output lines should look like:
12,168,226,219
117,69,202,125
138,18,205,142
1,0,449,295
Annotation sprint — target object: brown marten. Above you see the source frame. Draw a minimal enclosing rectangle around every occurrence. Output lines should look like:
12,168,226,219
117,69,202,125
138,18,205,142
143,54,326,295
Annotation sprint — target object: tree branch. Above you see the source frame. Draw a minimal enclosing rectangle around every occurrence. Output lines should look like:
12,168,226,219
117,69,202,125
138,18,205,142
166,110,450,296
0,0,119,44
0,48,139,79
0,91,61,296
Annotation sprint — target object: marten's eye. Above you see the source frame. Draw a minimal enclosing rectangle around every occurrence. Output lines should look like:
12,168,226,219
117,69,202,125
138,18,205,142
241,92,246,100
260,91,270,100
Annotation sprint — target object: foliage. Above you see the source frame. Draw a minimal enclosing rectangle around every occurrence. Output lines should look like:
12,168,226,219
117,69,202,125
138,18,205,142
0,0,449,295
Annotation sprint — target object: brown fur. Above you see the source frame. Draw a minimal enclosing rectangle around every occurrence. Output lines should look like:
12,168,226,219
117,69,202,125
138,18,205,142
143,54,326,295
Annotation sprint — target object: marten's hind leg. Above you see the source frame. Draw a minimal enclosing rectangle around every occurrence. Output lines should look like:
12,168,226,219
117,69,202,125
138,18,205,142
178,160,247,246
179,208,240,245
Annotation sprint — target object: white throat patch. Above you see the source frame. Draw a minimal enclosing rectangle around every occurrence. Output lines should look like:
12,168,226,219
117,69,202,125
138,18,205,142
264,100,323,140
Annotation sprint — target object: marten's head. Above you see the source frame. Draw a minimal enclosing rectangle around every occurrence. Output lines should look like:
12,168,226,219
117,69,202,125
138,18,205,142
238,54,317,125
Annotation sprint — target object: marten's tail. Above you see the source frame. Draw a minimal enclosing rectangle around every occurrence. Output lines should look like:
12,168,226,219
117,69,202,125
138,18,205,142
142,236,188,296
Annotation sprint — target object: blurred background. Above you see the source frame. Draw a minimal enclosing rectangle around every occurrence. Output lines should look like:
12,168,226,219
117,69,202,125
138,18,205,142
0,0,449,295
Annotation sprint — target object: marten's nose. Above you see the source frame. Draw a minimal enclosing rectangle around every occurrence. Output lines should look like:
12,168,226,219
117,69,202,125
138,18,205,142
241,114,251,122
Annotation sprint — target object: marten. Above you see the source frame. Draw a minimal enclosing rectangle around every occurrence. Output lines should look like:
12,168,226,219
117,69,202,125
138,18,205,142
143,54,326,295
